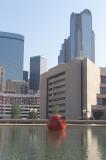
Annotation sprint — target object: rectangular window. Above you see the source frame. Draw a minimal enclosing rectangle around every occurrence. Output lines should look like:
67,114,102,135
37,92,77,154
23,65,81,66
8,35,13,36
102,98,106,105
97,98,102,105
100,87,106,94
101,76,106,83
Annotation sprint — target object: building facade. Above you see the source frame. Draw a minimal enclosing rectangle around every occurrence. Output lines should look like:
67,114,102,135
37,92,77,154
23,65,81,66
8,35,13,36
58,9,95,64
0,65,4,92
30,56,47,92
0,31,24,80
92,68,106,119
4,80,28,94
40,58,100,120
23,70,28,82
0,93,40,119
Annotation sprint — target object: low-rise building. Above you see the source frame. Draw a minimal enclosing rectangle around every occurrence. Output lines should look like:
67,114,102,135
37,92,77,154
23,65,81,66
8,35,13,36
0,93,40,119
40,58,100,120
92,68,106,119
3,80,28,94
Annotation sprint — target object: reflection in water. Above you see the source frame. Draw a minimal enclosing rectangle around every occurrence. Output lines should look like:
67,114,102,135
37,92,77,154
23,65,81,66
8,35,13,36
48,129,67,149
0,126,105,160
87,127,102,160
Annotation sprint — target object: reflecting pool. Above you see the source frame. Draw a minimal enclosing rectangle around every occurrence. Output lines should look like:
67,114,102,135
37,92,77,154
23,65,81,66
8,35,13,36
0,126,106,160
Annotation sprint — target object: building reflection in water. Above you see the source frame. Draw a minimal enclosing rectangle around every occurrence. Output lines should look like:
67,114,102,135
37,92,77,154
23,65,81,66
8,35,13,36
87,127,102,160
0,126,105,160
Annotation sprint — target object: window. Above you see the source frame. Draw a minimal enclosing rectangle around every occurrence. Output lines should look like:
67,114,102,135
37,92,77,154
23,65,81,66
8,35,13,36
101,76,106,83
102,98,106,105
97,98,102,105
100,87,106,94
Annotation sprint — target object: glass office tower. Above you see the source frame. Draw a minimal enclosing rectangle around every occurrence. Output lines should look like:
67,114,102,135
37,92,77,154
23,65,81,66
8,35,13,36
0,31,24,80
29,56,47,92
23,71,28,82
58,9,95,64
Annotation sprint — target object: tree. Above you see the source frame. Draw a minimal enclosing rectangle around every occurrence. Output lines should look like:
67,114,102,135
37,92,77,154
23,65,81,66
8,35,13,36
52,105,59,115
11,103,21,119
28,108,37,119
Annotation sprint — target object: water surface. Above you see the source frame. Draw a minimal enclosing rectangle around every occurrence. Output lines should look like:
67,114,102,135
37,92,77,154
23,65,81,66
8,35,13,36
0,126,106,160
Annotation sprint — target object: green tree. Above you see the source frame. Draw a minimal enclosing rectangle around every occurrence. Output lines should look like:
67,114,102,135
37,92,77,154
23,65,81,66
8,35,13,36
52,105,59,115
28,108,37,119
11,103,21,119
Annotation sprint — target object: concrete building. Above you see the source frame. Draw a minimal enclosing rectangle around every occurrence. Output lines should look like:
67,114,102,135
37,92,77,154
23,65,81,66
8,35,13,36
92,68,106,119
0,93,40,119
3,80,28,94
58,9,95,64
40,58,100,120
0,65,4,92
0,31,24,80
30,55,47,93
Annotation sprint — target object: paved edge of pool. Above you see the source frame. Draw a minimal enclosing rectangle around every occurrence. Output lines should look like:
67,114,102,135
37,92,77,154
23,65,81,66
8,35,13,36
0,119,106,126
0,124,106,127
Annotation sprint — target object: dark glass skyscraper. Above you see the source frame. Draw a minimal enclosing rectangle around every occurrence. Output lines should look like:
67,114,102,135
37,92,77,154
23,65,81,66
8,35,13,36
0,31,24,80
29,56,47,92
23,71,28,82
58,9,95,64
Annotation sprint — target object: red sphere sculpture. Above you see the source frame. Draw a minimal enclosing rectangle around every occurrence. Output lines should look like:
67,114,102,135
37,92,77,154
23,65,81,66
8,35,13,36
47,114,67,130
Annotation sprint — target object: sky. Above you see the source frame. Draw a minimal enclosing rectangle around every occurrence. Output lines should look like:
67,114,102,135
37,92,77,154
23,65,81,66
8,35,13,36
0,0,106,71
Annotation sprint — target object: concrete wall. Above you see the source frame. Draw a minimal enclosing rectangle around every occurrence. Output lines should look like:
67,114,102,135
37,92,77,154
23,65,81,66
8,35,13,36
40,60,82,120
40,73,47,119
83,59,100,118
66,60,82,119
100,67,106,76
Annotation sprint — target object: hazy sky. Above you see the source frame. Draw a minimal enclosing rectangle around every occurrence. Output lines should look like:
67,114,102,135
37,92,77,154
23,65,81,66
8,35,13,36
0,0,106,71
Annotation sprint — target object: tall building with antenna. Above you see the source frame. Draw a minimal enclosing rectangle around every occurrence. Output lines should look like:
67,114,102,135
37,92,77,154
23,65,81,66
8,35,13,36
0,31,24,80
58,9,95,64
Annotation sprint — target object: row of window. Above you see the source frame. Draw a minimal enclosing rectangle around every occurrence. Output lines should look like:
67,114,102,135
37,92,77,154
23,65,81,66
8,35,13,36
48,84,65,91
100,87,106,94
48,97,65,103
49,91,65,97
48,78,65,85
0,97,40,105
48,71,66,80
101,76,106,83
97,98,106,105
48,109,65,114
48,103,65,108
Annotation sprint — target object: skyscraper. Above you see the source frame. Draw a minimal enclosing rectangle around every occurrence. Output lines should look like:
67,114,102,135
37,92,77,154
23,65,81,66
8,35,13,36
0,31,24,80
0,65,4,92
29,55,47,92
58,9,95,64
23,70,28,82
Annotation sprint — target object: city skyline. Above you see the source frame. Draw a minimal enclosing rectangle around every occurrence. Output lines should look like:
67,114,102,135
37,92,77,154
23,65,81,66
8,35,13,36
0,0,106,70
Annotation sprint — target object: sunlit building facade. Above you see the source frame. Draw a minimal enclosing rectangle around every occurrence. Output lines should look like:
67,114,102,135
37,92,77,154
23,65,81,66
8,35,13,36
40,58,100,120
92,68,106,119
